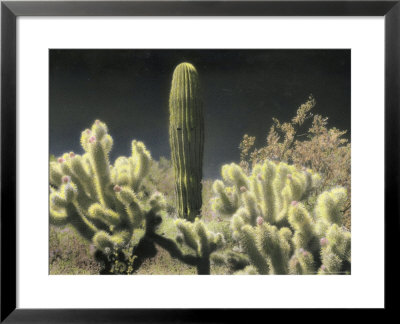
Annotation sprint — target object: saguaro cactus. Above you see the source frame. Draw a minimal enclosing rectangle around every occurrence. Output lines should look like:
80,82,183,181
169,62,204,221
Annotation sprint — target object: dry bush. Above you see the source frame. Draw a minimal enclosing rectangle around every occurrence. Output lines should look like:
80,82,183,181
239,96,351,230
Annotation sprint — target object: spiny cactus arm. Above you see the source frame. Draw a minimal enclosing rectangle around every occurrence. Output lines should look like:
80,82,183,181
232,207,254,229
289,172,308,201
50,161,63,187
49,177,100,240
49,207,69,226
298,249,315,274
279,227,294,255
259,161,278,223
194,220,210,257
88,203,120,226
65,203,98,241
58,161,96,211
315,187,347,227
239,225,270,274
91,119,108,141
87,139,113,207
319,224,351,274
321,252,342,274
175,219,199,252
288,249,315,274
114,186,144,229
273,162,290,193
288,201,316,250
211,180,239,216
69,154,97,199
257,223,290,274
80,121,114,208
93,230,131,252
249,164,263,199
112,157,131,186
221,163,249,191
234,265,259,275
241,192,259,226
210,253,226,266
131,140,152,191
226,251,250,272
325,224,351,259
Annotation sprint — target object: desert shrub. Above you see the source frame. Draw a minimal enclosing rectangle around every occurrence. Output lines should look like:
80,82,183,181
239,96,351,229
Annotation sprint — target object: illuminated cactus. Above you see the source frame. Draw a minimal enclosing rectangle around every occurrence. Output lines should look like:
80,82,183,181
212,160,320,225
211,160,350,275
49,120,224,275
174,218,225,274
169,62,204,221
49,120,160,255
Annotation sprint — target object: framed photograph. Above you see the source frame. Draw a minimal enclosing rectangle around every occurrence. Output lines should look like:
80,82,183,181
1,0,397,321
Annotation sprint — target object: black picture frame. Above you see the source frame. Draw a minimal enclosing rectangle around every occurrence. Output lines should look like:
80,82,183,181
1,0,398,322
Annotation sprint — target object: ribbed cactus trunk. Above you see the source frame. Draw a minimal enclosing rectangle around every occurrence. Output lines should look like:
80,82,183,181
169,63,204,221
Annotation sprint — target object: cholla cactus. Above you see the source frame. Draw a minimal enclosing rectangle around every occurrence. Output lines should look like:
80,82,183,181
211,160,350,275
49,120,160,255
49,121,225,275
212,160,320,225
174,218,225,274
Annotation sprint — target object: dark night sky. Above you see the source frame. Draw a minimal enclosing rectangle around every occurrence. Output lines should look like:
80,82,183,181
50,49,350,179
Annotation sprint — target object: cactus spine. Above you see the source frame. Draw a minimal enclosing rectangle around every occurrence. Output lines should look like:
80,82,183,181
169,62,204,221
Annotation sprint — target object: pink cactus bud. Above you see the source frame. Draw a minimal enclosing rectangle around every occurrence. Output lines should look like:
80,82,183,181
321,265,326,271
320,237,328,246
95,119,100,125
302,251,308,257
89,136,96,143
291,200,298,207
62,176,71,183
58,157,65,163
299,248,304,253
256,216,264,226
85,129,91,135
240,186,247,193
69,152,75,158
113,185,122,193
287,174,292,180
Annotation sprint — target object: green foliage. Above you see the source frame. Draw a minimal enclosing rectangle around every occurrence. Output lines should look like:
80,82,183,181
169,62,205,221
211,160,350,275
